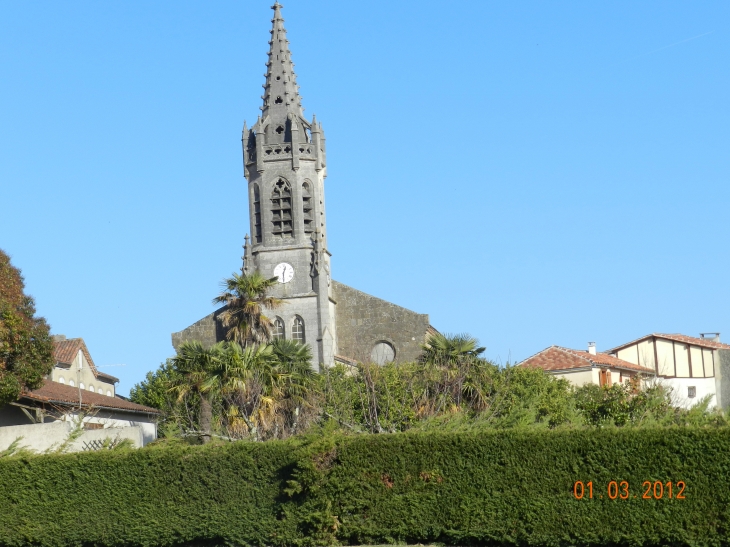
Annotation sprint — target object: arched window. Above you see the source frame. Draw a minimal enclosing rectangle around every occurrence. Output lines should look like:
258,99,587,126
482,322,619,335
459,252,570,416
79,382,85,390
58,377,65,385
302,182,313,233
271,178,293,238
69,379,75,387
253,184,262,243
97,387,103,394
273,317,285,340
292,316,305,343
371,341,396,366
106,390,112,397
88,384,95,392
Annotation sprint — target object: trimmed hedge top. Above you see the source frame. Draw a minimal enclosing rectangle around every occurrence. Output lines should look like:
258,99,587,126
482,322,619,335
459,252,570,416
0,428,728,547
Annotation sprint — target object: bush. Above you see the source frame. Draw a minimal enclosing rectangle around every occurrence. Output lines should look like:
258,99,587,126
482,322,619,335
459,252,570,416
0,428,728,546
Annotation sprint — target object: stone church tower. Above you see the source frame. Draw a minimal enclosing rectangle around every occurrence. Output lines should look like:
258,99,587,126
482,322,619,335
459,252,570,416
240,2,336,367
172,3,435,369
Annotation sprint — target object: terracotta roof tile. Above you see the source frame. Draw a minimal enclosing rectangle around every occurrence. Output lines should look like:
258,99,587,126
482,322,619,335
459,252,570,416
607,333,730,353
21,380,160,415
518,346,655,374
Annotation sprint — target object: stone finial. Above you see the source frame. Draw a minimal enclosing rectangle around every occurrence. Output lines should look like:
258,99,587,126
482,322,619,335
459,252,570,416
242,234,253,274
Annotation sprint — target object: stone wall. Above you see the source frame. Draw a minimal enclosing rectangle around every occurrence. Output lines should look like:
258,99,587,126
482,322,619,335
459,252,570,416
171,308,228,352
333,281,430,364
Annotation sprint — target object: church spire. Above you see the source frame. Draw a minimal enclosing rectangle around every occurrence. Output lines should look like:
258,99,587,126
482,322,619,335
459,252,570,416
262,3,304,122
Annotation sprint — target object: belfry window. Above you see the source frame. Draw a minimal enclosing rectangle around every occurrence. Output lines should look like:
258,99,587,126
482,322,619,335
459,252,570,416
253,184,262,243
292,316,305,343
271,178,293,238
273,317,285,340
302,182,313,233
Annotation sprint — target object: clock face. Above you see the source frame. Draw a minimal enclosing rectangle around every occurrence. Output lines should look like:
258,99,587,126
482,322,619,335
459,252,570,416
274,262,294,283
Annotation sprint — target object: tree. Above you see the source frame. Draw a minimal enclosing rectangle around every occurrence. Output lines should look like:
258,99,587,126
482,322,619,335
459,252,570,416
213,271,283,346
0,250,53,405
419,333,486,366
168,341,225,443
270,339,317,435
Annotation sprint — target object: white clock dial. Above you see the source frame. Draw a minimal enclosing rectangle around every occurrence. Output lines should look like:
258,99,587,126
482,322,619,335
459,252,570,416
274,262,294,283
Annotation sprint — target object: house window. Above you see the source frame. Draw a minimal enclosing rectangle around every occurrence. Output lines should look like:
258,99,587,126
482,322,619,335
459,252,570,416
253,184,262,243
69,380,75,387
599,369,612,387
271,178,293,238
58,377,65,385
292,316,305,343
79,382,85,390
106,390,112,397
98,387,103,394
302,182,313,233
88,384,95,392
688,386,696,398
273,317,285,340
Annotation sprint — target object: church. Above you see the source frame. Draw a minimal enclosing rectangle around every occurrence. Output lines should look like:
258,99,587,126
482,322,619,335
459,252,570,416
172,3,436,368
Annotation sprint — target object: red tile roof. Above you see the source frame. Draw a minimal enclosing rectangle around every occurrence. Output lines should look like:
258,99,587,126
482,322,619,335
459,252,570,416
607,333,730,353
52,338,120,383
518,346,655,374
22,380,160,415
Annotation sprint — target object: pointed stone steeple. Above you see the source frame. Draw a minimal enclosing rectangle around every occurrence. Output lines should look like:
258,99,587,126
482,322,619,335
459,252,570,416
262,3,304,131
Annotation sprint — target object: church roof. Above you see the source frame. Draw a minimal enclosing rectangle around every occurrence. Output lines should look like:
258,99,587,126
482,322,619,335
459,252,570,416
21,380,159,415
519,346,655,374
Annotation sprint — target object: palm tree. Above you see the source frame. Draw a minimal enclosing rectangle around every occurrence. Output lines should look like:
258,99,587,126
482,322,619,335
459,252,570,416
419,333,486,366
169,340,225,443
213,271,283,346
270,339,317,435
416,333,493,415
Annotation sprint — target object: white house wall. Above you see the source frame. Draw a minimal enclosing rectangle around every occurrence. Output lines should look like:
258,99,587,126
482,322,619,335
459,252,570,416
656,339,675,376
658,377,717,409
51,350,115,396
690,347,704,378
703,349,715,376
552,369,594,387
674,344,690,377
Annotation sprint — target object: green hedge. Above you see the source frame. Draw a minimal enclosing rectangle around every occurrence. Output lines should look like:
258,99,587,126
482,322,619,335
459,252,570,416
0,428,728,546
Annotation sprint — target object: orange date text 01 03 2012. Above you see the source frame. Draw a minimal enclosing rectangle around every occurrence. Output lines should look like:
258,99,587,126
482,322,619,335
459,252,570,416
572,481,686,500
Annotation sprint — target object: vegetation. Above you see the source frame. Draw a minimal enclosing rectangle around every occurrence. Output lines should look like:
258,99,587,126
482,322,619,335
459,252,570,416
213,271,282,345
0,428,727,546
0,249,53,406
133,331,728,442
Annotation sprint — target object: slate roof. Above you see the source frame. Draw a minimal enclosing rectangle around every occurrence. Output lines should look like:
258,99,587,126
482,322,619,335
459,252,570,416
607,333,730,354
519,346,656,374
21,380,160,415
52,338,120,383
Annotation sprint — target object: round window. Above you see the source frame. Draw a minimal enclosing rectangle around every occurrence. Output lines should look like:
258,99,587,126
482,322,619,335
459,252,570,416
370,342,395,365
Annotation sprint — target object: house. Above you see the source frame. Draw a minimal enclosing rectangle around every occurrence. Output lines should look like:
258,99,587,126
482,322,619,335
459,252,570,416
0,336,160,452
518,344,655,387
49,335,118,396
606,333,730,409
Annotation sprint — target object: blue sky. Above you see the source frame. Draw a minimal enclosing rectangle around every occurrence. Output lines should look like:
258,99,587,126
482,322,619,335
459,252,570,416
1,1,728,394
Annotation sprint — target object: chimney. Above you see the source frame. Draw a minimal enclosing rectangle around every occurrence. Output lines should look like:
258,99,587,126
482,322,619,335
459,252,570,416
588,342,597,355
700,333,720,342
51,334,66,342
